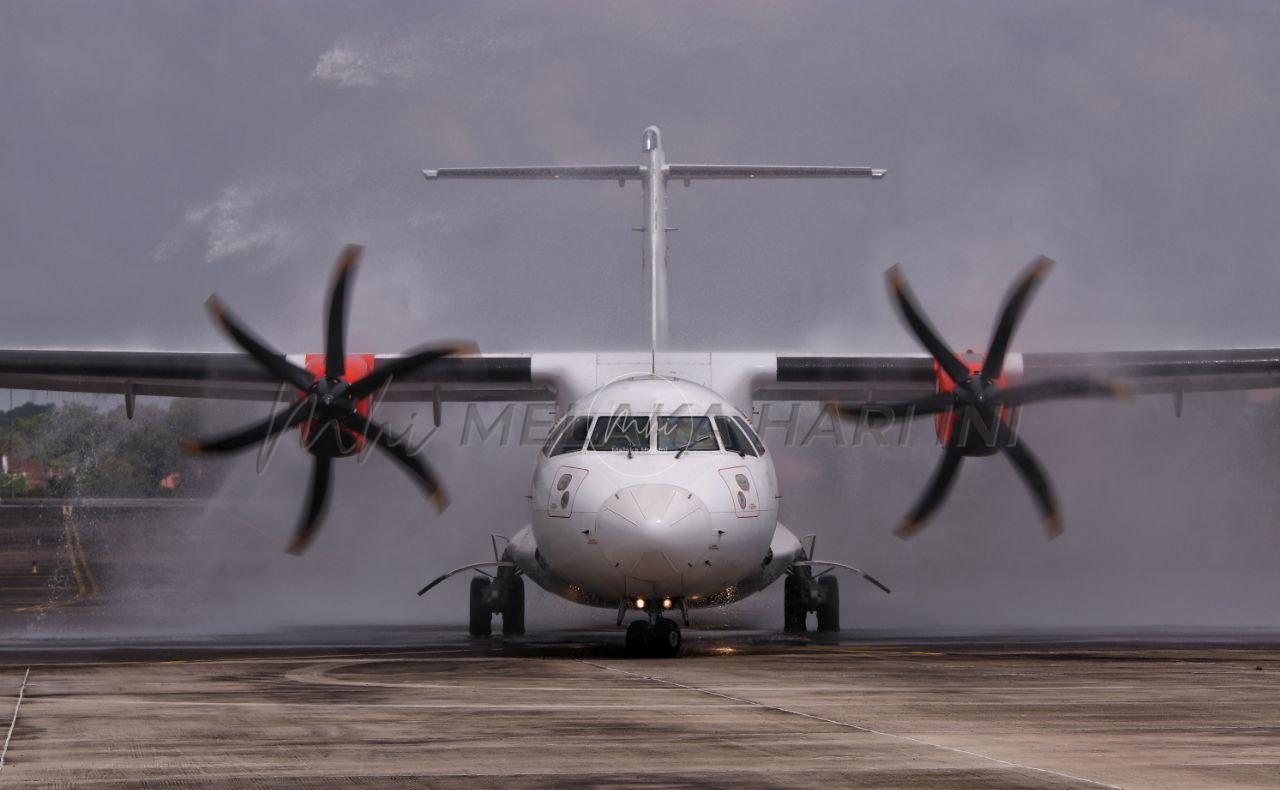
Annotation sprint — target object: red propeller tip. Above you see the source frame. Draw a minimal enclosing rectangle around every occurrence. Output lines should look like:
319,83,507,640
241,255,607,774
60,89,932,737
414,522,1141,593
893,519,925,540
285,535,312,555
885,264,906,292
1029,256,1056,278
430,489,450,513
1043,513,1064,540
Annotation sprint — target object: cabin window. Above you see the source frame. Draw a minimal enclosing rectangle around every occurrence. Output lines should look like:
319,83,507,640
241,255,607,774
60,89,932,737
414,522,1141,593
715,416,758,457
548,417,590,456
588,415,651,452
733,416,766,455
655,416,720,452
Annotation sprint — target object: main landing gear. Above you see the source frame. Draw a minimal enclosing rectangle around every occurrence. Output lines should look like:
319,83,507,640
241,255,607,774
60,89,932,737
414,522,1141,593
624,614,682,658
468,567,525,637
784,565,840,634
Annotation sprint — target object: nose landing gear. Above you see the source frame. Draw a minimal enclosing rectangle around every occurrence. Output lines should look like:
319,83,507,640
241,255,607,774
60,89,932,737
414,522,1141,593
624,613,683,658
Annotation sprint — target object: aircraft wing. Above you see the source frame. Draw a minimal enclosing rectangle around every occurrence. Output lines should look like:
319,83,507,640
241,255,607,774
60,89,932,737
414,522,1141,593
3,347,1279,416
756,349,1280,405
0,350,553,407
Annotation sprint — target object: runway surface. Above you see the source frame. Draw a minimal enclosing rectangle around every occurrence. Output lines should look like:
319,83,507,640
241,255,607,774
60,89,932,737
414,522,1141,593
0,627,1278,788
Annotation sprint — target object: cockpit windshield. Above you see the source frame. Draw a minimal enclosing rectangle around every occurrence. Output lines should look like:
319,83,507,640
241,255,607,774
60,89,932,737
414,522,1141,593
656,416,719,452
588,415,651,452
715,416,758,457
548,416,590,456
733,415,766,455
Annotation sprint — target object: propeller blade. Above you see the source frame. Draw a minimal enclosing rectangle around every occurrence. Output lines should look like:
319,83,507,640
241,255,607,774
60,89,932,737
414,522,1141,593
895,443,965,539
885,265,971,386
996,376,1133,407
206,296,314,392
341,341,478,400
833,392,956,422
1000,428,1062,540
183,396,315,455
325,245,362,379
338,411,449,512
287,454,333,554
981,256,1054,380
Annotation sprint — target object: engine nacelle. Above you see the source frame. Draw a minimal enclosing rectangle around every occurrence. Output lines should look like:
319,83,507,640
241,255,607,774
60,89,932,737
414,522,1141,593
300,353,376,456
933,351,1016,445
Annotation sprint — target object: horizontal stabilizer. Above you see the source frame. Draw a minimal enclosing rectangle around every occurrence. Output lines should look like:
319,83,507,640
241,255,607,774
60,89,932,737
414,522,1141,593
666,164,886,180
423,166,644,181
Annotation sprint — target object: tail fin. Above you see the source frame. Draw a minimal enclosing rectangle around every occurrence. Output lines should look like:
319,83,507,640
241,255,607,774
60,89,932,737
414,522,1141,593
422,127,885,358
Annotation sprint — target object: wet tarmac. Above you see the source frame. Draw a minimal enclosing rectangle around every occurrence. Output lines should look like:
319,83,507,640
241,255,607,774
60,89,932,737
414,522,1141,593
0,627,1278,788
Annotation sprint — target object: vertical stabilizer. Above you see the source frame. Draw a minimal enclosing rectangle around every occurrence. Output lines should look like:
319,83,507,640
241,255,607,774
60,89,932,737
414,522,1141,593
641,126,668,354
423,128,885,363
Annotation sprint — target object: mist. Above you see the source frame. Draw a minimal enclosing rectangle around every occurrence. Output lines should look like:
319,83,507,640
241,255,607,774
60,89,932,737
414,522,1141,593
3,1,1280,638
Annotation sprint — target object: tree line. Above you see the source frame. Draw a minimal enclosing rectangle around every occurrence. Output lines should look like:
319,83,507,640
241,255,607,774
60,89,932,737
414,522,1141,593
1,399,233,498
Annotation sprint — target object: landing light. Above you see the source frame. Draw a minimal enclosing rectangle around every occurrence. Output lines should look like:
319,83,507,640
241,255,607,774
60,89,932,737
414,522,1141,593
662,598,673,609
635,598,646,609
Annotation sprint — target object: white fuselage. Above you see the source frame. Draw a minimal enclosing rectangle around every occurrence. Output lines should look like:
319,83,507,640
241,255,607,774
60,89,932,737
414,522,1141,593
418,126,881,613
505,375,803,610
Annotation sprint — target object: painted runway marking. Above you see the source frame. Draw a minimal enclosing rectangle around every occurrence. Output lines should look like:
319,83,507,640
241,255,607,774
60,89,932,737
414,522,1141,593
75,698,743,711
582,660,1125,790
0,668,30,774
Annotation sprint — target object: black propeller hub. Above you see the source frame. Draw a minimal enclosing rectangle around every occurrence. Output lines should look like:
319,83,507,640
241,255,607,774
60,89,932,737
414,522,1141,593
950,374,1006,456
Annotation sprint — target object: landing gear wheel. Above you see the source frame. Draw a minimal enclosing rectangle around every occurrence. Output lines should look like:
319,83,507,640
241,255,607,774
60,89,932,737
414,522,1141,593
500,574,525,636
469,576,492,637
784,572,808,633
648,618,682,658
625,620,650,654
816,575,840,633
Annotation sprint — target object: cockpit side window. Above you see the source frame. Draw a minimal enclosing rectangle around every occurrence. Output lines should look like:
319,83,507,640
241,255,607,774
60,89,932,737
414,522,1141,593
548,417,590,456
540,415,571,456
588,415,651,452
715,416,758,457
733,416,766,455
656,416,720,452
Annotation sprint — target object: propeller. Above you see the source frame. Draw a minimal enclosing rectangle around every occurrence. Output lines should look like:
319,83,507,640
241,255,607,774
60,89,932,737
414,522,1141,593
836,257,1130,540
185,244,475,554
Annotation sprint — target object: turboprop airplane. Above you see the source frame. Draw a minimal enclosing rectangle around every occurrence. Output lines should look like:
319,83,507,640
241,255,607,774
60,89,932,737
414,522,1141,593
2,126,1279,656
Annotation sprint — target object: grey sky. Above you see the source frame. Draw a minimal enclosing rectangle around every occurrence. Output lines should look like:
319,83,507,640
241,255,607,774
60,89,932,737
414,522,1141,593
4,1,1279,355
3,1,1280,631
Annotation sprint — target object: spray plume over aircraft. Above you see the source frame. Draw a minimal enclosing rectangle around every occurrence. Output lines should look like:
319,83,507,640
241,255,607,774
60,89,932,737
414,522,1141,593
2,127,1278,656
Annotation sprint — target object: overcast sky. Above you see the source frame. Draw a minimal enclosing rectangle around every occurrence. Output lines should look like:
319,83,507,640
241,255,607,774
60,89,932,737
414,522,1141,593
4,1,1280,632
3,1,1279,355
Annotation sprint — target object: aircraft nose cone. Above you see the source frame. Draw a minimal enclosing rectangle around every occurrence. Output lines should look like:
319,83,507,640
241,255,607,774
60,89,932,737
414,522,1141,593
597,484,710,583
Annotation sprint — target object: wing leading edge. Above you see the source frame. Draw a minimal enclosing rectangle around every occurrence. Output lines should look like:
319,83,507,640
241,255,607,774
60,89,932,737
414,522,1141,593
761,349,1280,404
0,350,549,404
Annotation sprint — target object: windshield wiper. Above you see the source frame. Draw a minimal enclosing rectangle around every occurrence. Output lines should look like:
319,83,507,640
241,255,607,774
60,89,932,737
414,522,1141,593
674,433,714,459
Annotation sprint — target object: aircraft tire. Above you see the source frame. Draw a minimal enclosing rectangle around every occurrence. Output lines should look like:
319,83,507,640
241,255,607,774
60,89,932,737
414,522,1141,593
469,576,492,637
501,575,525,636
816,575,840,632
625,620,650,654
649,618,682,658
784,573,807,633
